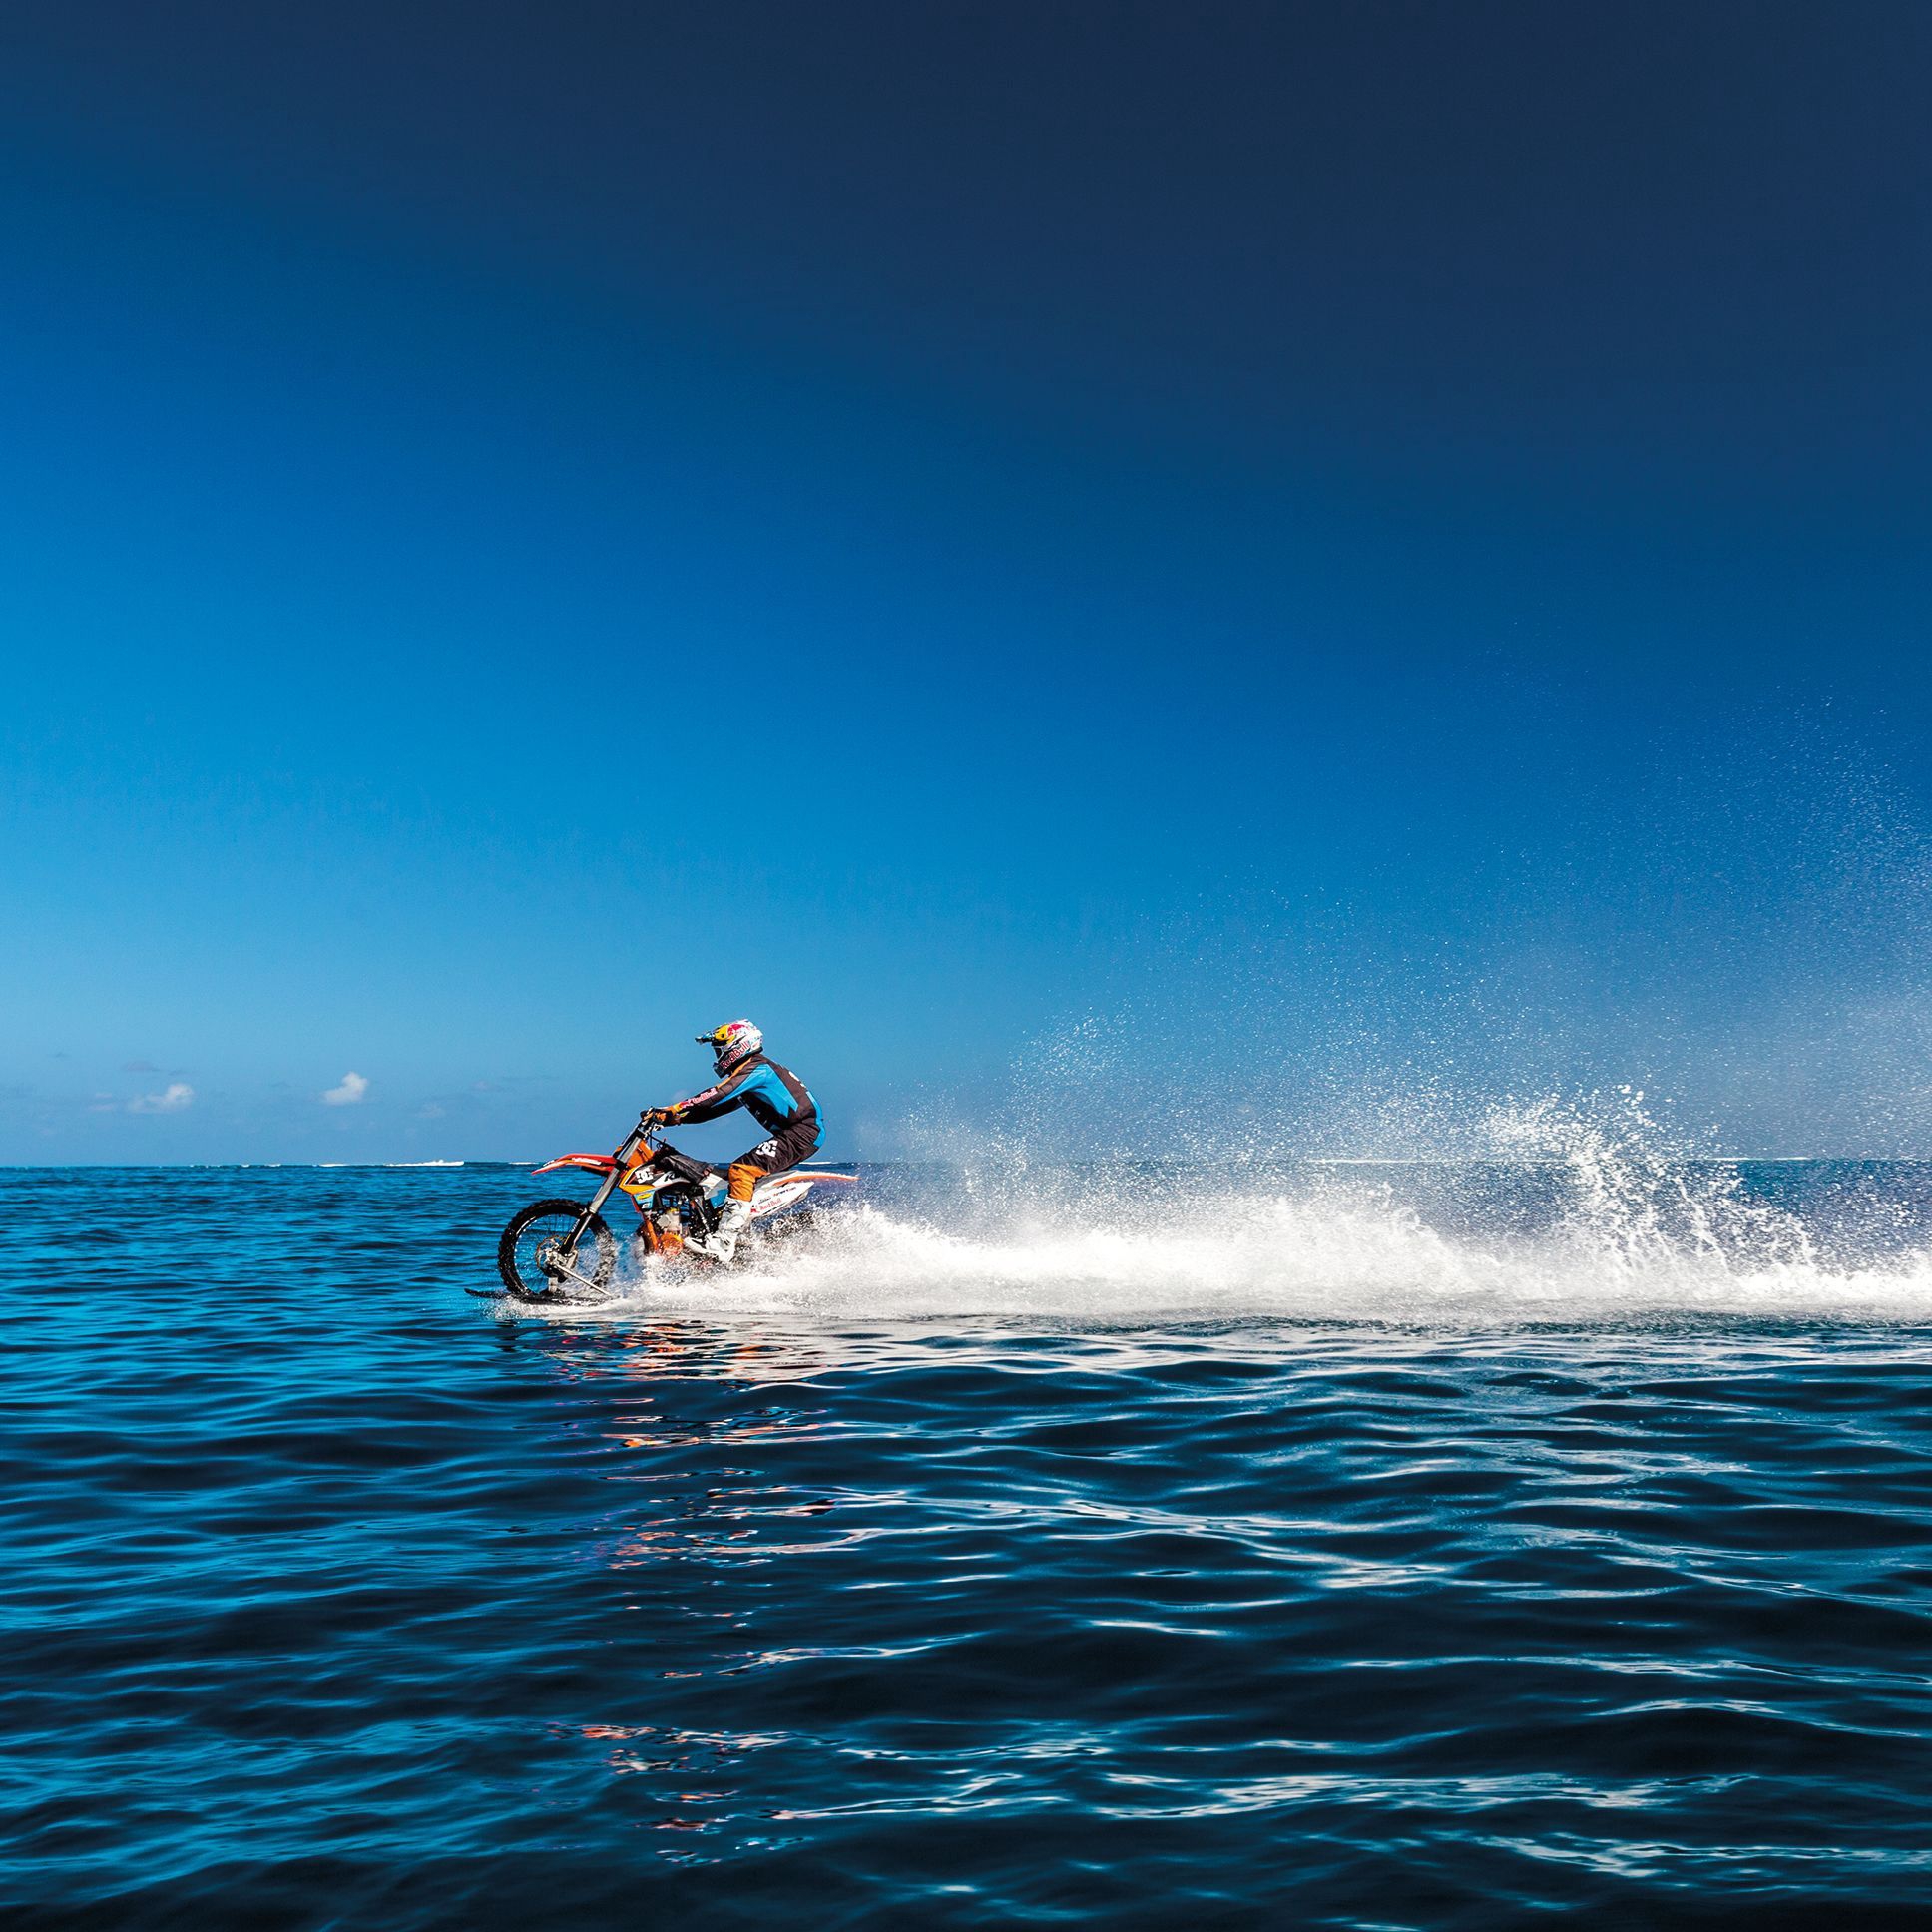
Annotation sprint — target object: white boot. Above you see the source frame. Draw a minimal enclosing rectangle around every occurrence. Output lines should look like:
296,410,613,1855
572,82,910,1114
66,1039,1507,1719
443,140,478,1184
691,1198,751,1263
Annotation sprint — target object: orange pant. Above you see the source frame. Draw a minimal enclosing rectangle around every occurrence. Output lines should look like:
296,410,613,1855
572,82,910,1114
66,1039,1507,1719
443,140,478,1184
724,1123,821,1202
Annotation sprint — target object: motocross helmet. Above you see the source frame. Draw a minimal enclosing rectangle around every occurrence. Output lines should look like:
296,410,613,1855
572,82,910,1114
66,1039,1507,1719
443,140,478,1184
697,1019,761,1075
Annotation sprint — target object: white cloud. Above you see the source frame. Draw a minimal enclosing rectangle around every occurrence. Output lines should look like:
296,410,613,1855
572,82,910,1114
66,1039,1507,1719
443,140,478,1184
417,1102,446,1119
128,1082,195,1115
322,1071,370,1106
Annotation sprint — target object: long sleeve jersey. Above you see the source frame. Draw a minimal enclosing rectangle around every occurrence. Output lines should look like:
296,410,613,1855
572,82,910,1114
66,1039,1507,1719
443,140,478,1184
668,1054,821,1139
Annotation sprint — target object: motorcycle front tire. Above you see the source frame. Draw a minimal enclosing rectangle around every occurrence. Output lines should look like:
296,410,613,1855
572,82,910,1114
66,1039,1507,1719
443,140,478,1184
497,1198,619,1300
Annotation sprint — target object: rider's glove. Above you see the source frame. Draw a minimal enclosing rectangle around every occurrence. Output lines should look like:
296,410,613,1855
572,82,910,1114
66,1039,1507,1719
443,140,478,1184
640,1107,667,1129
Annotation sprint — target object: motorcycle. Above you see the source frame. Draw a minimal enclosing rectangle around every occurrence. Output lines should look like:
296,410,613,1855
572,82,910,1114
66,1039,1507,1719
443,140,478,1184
489,1117,856,1301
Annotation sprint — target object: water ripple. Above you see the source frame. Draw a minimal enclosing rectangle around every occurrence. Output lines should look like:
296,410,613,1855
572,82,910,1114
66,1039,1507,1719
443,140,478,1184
5,1165,1932,1926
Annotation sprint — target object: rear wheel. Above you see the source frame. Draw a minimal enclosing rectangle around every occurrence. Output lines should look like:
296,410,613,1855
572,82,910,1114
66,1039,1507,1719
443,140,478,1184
497,1198,619,1301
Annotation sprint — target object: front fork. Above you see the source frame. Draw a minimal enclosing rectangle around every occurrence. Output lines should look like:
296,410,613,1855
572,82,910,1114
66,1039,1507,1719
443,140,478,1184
573,1127,645,1244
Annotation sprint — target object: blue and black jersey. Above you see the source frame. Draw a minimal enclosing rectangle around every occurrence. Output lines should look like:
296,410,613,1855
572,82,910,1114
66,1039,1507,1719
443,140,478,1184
671,1054,822,1143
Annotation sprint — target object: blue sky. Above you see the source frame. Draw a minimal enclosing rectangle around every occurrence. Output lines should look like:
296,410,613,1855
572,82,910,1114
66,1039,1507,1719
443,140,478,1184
5,2,1931,1162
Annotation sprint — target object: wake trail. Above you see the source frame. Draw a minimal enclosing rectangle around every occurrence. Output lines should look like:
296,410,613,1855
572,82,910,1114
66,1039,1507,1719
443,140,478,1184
548,1195,1932,1327
510,1096,1932,1327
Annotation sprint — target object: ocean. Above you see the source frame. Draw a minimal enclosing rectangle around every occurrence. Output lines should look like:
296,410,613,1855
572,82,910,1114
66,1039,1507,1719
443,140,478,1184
7,1153,1932,1927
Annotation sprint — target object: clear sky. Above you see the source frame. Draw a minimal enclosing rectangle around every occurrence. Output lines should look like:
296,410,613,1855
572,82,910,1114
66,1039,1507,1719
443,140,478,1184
4,1,1930,1163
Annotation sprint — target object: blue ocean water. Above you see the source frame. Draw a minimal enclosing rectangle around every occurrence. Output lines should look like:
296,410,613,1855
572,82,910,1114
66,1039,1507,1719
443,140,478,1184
7,1156,1932,1928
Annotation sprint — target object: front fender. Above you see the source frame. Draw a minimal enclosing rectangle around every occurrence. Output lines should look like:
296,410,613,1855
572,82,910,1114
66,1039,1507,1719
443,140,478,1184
534,1153,618,1175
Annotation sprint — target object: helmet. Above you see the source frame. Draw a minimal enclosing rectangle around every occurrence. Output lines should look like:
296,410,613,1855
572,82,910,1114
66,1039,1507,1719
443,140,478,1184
696,1019,761,1075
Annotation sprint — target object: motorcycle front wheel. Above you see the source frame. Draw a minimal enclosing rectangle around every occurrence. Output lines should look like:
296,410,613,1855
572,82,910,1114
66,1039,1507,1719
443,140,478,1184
497,1198,619,1301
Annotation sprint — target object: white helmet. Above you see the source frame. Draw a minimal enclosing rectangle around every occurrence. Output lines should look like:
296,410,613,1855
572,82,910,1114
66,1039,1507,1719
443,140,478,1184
696,1019,761,1074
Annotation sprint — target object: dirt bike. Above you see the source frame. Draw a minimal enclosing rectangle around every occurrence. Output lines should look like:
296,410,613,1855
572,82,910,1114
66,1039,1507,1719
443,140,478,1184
488,1117,856,1302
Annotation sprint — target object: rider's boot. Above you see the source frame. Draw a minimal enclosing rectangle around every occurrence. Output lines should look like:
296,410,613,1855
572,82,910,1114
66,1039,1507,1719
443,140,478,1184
689,1198,751,1263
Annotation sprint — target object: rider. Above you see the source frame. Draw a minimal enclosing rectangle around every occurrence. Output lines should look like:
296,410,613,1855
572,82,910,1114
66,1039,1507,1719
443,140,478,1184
641,1020,822,1261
